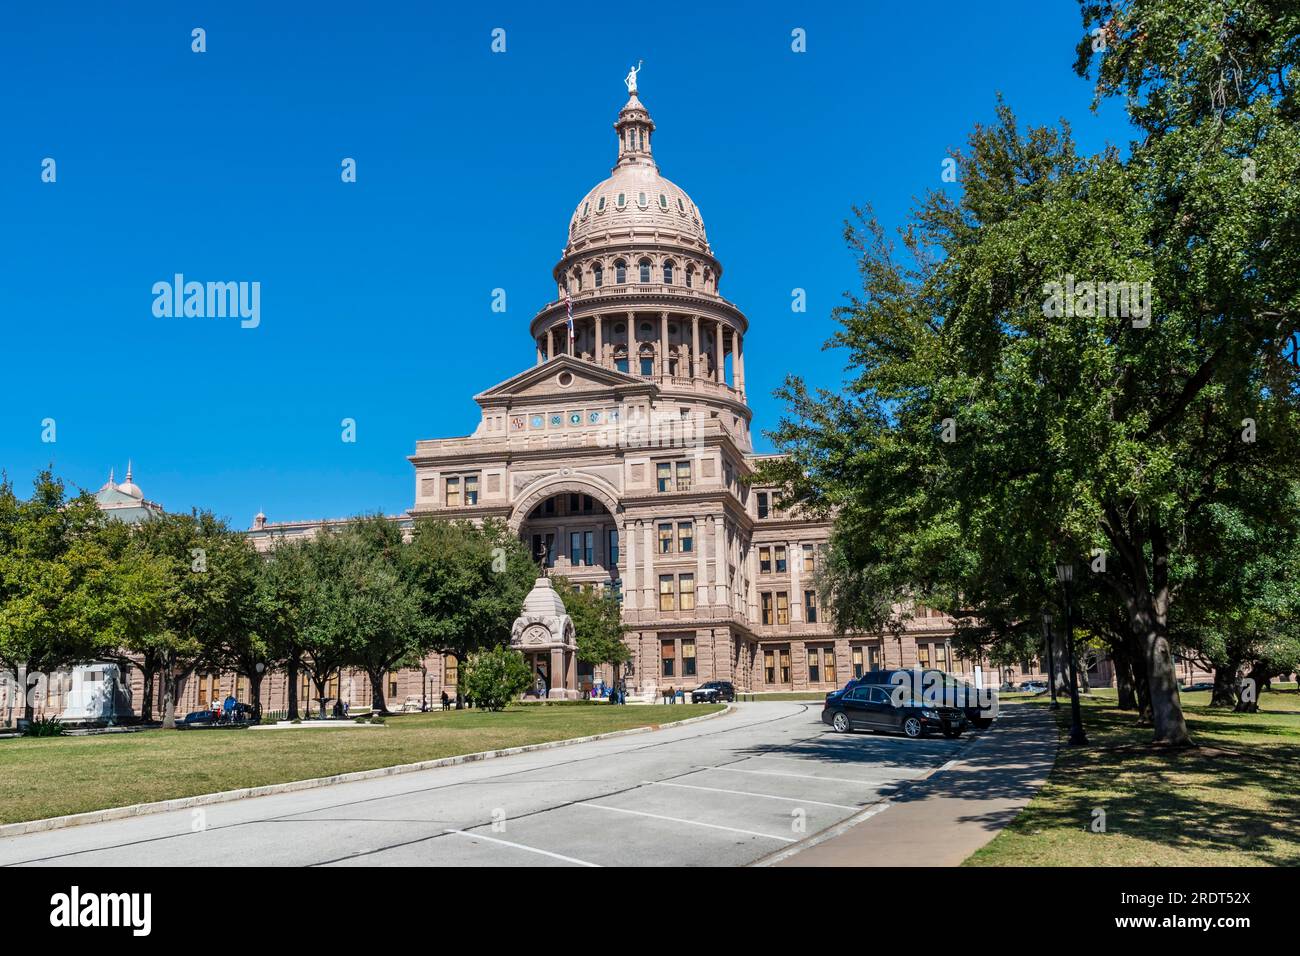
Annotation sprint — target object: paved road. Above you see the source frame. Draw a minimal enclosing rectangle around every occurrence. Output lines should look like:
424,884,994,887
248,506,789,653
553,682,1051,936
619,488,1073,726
0,702,974,868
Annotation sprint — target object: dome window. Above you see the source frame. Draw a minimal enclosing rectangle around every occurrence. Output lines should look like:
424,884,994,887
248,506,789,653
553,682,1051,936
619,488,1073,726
593,263,603,287
597,196,606,213
614,260,627,284
659,194,668,209
640,322,653,333
685,265,695,288
663,260,675,284
638,192,648,209
615,192,626,210
614,323,625,334
639,258,651,283
677,198,685,213
582,201,590,218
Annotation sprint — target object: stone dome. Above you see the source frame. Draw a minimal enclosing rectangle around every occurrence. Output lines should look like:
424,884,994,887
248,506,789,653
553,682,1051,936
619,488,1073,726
520,576,567,618
564,93,709,256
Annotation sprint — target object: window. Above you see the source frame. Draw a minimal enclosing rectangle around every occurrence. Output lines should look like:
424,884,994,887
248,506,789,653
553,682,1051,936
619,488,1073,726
445,476,461,507
678,522,693,553
657,462,672,492
824,647,836,683
918,645,931,669
531,533,555,567
616,193,626,209
638,192,648,209
608,528,620,565
615,260,627,283
764,650,775,684
659,575,676,611
757,492,769,518
659,523,674,554
937,644,949,671
593,263,603,287
596,196,606,213
663,260,674,283
661,640,676,677
680,574,695,611
780,649,791,683
761,592,774,626
615,354,629,373
388,672,399,698
852,646,864,678
659,193,668,209
775,545,787,573
869,645,882,671
803,544,815,572
464,475,479,505
759,546,772,573
585,531,594,566
640,354,654,376
683,639,696,676
639,259,651,282
808,647,821,683
805,590,818,624
570,532,582,566
776,592,789,625
676,460,692,491
686,265,694,288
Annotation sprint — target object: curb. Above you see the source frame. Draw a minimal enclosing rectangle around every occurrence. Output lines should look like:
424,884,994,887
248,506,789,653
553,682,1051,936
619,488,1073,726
0,703,734,840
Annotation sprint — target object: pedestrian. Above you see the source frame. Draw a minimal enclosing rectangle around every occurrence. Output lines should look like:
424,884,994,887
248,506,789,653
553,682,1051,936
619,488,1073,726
441,690,450,710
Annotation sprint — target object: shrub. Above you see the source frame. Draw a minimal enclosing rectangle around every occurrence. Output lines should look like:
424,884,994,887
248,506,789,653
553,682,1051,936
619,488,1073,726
461,645,532,711
23,716,65,737
369,716,385,725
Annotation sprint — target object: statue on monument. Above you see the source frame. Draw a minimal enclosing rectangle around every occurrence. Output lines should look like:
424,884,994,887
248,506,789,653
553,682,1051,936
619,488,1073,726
624,60,643,95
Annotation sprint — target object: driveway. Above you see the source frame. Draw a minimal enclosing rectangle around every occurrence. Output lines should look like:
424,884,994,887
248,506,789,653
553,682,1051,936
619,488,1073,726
0,701,973,867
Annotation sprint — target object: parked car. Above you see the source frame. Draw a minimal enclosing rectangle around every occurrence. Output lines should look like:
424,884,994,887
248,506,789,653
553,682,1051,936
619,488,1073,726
180,709,215,726
825,677,862,703
690,681,736,703
1019,680,1049,693
854,668,998,728
822,683,967,739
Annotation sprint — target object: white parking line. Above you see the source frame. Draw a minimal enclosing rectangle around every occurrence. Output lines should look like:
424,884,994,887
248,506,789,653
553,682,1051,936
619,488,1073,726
694,764,911,786
443,828,601,867
577,802,796,843
645,780,860,811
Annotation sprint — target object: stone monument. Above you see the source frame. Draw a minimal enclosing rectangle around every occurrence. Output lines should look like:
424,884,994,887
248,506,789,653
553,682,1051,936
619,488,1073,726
510,577,579,700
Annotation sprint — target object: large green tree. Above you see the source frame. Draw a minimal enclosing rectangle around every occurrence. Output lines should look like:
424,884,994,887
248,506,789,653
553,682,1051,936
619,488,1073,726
553,577,630,685
761,0,1300,746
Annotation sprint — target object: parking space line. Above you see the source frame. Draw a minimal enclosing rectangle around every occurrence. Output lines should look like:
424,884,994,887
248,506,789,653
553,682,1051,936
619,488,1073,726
443,828,601,867
744,754,931,776
576,802,796,843
694,765,910,786
646,780,860,811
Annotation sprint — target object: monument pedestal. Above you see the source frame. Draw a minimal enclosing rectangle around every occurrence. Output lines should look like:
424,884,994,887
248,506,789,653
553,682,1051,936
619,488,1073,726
510,577,580,701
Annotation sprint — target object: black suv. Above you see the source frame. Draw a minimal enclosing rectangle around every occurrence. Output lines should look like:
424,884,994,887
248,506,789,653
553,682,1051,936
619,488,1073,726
690,681,736,703
822,683,967,739
853,669,998,728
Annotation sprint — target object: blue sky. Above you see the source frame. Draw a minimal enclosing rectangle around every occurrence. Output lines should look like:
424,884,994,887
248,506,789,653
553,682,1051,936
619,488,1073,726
0,1,1133,526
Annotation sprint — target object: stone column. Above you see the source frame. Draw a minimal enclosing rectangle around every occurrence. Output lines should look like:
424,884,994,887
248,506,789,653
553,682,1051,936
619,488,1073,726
550,647,564,698
695,514,709,606
624,520,638,610
642,520,656,611
715,321,725,384
691,315,701,379
713,517,729,608
546,328,554,362
790,539,803,622
659,311,669,379
735,332,745,393
747,543,759,622
536,338,544,366
595,314,604,367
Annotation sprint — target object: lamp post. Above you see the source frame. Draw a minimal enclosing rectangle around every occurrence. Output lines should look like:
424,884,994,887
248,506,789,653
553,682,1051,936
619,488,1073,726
1040,609,1059,710
254,661,265,721
1056,561,1088,745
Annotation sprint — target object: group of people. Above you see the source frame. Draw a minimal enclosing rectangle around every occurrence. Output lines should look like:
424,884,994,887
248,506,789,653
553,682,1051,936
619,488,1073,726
660,686,687,704
591,681,628,704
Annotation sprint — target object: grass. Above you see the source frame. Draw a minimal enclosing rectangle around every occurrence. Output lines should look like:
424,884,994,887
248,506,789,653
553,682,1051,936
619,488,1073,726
966,686,1300,866
0,703,723,826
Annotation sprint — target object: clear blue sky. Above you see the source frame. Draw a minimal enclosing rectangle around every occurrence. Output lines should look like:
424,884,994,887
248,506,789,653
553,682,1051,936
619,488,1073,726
0,1,1133,526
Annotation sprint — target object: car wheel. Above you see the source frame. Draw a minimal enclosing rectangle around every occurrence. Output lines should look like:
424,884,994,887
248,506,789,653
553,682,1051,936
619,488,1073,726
902,716,925,739
832,711,852,733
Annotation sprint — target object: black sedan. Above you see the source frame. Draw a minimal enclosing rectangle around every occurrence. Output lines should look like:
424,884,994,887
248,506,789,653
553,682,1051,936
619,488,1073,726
690,681,736,703
822,683,967,739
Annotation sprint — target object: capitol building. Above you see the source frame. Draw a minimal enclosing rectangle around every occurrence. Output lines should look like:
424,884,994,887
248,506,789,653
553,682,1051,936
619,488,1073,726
241,79,984,708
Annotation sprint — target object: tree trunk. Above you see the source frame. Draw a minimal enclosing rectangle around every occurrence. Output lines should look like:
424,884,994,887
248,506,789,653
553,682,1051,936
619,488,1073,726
368,668,389,714
312,677,328,718
1234,664,1265,713
1135,596,1192,745
141,664,156,722
1114,646,1138,711
1211,664,1240,708
1049,630,1070,698
287,657,299,719
161,664,177,729
22,665,36,723
250,670,264,719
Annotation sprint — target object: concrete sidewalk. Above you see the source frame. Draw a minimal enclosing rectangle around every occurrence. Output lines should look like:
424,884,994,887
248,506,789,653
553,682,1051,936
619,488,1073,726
770,703,1058,866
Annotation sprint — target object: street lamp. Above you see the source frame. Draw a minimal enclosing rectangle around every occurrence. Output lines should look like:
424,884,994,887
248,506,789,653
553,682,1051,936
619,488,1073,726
1056,561,1088,745
1040,609,1059,710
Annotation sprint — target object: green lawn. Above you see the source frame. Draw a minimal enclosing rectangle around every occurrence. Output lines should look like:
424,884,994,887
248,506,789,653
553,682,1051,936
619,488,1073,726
966,687,1300,866
0,704,723,826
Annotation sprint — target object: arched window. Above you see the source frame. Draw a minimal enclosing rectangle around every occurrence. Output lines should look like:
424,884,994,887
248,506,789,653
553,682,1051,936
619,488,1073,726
614,260,627,284
614,346,629,373
685,265,695,288
639,259,651,283
596,196,606,213
615,193,626,210
593,263,604,287
639,346,655,377
572,269,582,292
638,192,648,209
663,260,675,284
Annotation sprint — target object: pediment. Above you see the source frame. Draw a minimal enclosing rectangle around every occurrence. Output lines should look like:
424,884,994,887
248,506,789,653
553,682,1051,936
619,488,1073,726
475,356,652,405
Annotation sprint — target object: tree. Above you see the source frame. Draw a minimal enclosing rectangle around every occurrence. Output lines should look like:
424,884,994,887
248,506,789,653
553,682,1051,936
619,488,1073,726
460,645,532,711
761,1,1300,747
404,518,536,705
255,539,309,719
553,577,630,684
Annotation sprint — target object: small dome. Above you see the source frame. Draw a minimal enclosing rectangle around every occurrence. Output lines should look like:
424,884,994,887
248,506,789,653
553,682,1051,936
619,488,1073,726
521,577,568,618
117,461,143,499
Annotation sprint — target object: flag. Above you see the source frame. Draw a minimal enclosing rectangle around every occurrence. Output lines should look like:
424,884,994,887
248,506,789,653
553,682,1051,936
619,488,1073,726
565,289,575,345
